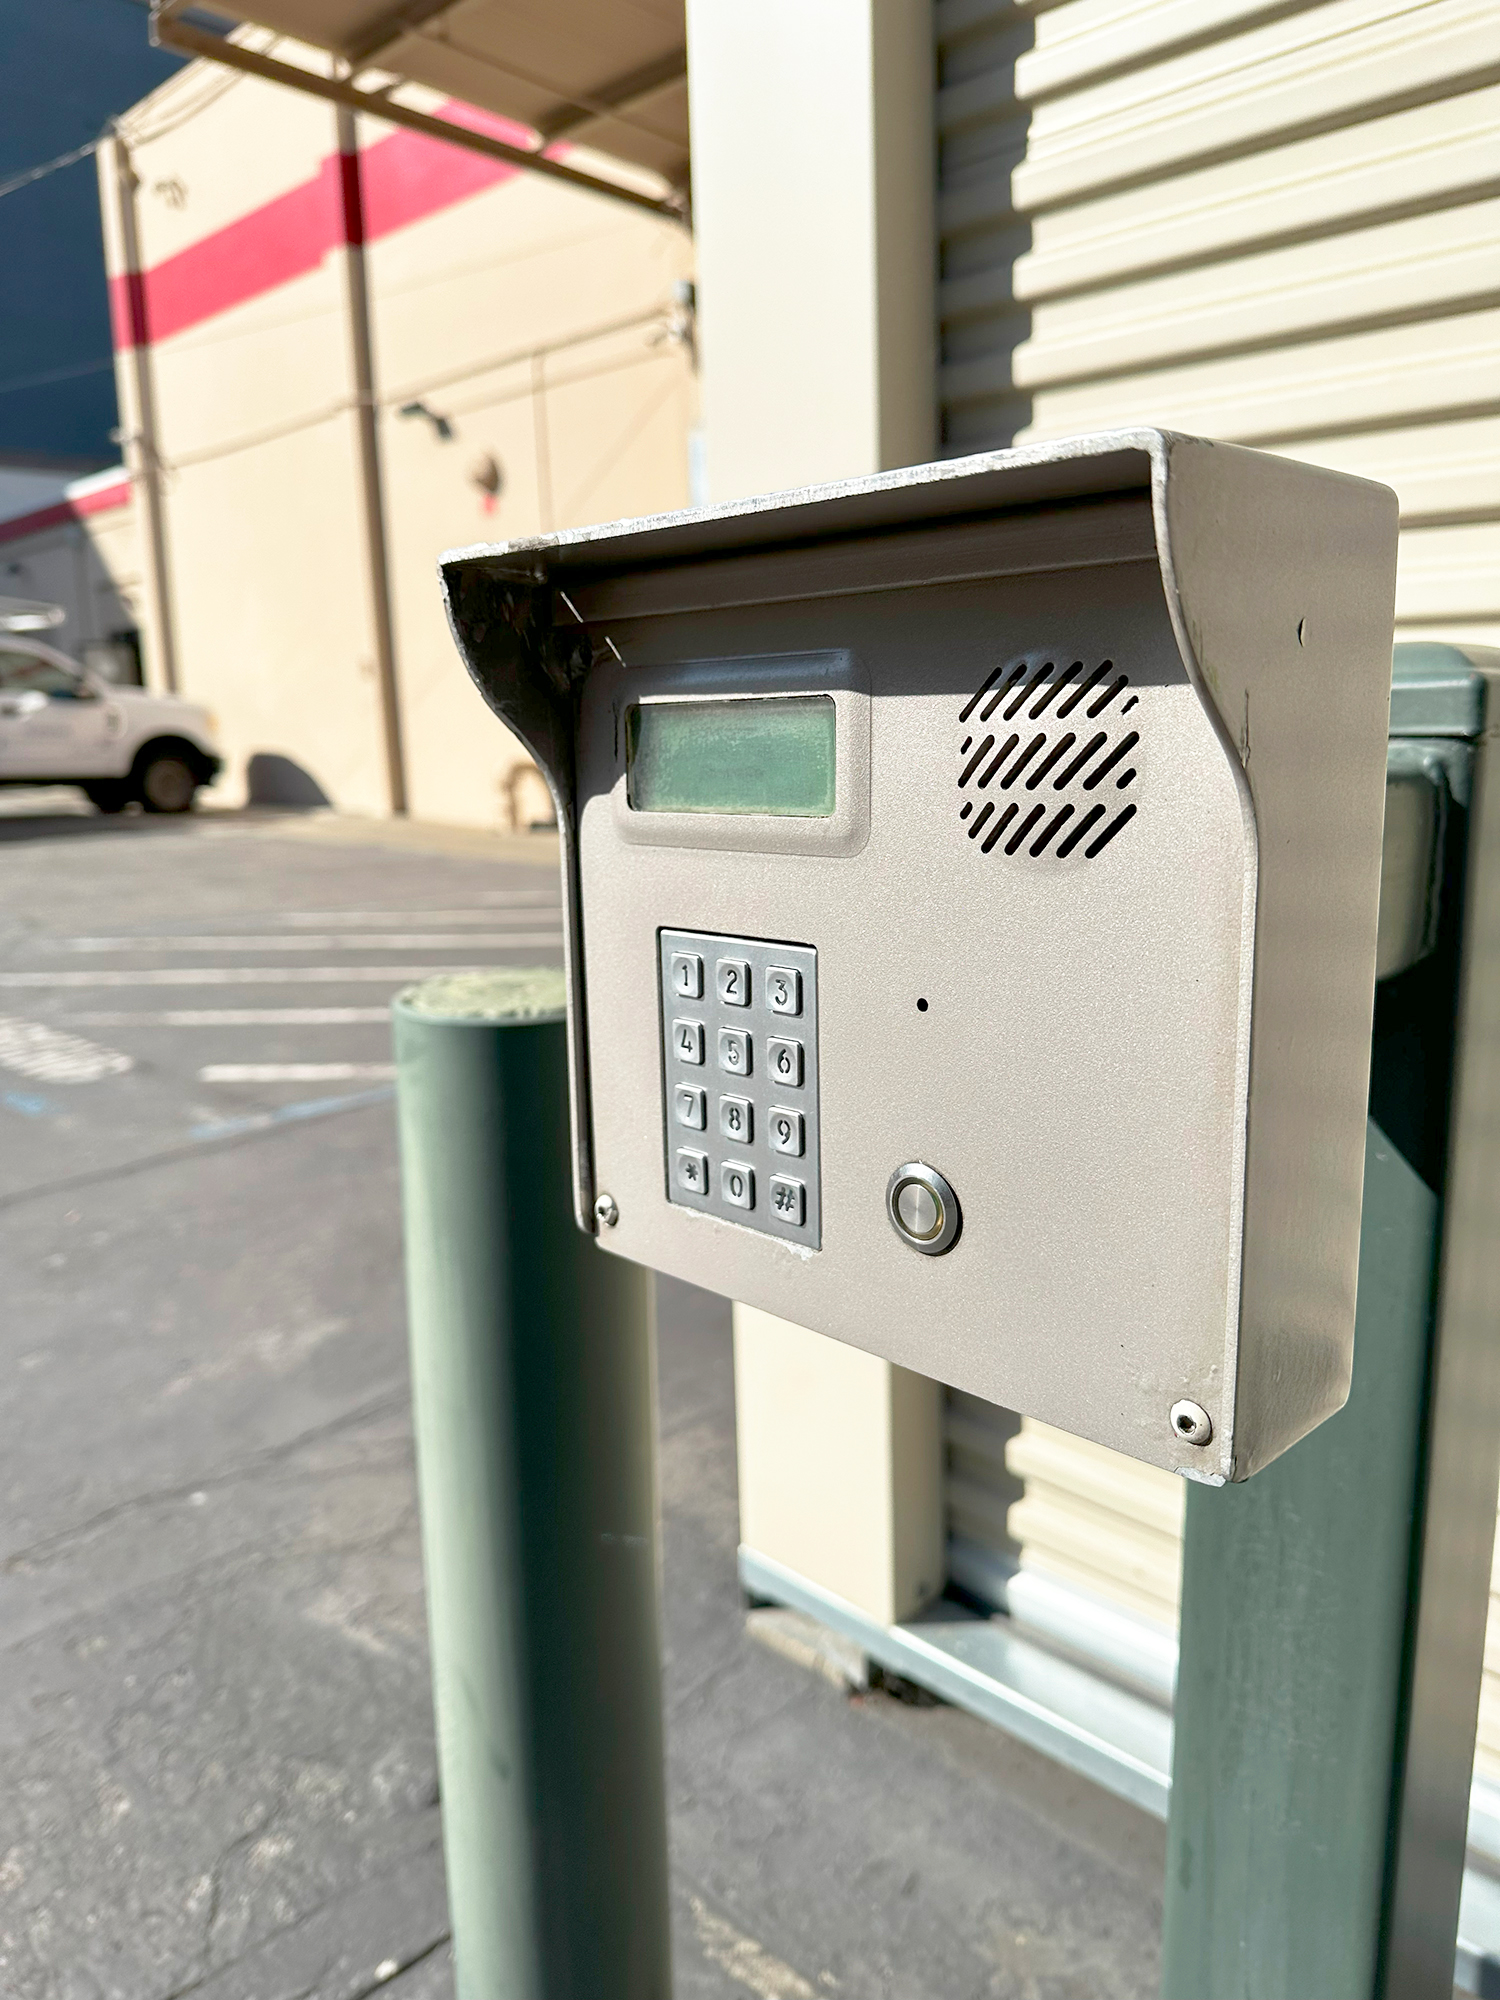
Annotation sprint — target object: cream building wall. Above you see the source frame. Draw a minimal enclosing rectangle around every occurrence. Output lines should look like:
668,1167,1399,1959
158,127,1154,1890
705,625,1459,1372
101,43,694,823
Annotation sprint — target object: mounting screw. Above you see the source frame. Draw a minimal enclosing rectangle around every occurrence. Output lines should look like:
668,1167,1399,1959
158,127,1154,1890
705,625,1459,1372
1170,1399,1213,1447
593,1192,619,1228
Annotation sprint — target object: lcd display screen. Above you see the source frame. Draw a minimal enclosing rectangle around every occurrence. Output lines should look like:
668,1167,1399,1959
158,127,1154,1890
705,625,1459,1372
626,696,836,817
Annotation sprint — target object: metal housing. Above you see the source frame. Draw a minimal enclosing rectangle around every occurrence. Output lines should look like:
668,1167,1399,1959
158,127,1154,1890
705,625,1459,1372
441,430,1398,1480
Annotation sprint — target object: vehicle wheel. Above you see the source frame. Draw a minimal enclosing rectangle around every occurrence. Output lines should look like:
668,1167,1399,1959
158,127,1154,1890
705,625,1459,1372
83,781,129,814
136,753,199,814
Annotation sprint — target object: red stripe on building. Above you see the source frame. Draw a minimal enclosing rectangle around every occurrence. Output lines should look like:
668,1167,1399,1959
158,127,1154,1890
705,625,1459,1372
109,103,541,350
0,479,132,548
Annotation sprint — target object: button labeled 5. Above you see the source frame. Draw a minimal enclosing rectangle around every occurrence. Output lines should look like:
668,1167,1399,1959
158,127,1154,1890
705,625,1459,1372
718,1028,751,1075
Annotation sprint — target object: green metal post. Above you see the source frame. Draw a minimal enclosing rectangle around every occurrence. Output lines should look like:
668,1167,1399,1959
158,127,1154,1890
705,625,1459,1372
1162,650,1500,1998
393,970,671,2000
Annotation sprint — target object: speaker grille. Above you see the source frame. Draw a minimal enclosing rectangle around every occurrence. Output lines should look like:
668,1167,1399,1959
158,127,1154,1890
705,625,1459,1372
958,659,1140,862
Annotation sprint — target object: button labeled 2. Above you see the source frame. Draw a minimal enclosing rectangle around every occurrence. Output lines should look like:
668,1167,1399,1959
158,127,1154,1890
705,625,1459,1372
716,957,751,1006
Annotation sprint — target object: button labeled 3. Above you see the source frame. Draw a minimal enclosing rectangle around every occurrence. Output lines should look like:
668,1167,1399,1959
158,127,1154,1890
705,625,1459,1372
767,967,801,1015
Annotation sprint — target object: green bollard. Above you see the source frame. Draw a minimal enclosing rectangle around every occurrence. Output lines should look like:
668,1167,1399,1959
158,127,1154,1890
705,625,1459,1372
1161,649,1500,1998
393,969,671,2000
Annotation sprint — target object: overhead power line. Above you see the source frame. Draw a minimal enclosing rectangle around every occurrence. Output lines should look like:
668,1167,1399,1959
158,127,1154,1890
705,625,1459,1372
0,137,102,204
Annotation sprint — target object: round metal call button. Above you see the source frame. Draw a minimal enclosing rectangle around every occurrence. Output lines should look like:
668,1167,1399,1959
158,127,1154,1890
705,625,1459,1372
886,1162,961,1256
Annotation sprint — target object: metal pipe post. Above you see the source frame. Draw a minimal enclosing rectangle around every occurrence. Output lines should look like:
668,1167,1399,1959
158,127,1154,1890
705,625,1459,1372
1161,650,1500,1998
394,970,671,2000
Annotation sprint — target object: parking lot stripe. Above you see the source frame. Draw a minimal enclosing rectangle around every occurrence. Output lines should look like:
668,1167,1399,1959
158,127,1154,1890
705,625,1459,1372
64,1008,396,1025
62,931,562,952
0,965,534,988
199,1063,398,1082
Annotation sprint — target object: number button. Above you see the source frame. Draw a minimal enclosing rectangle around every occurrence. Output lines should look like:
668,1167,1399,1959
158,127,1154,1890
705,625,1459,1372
673,1019,705,1065
676,1149,709,1196
716,957,751,1007
769,1107,803,1156
718,1028,751,1076
767,1037,802,1087
769,1176,806,1226
767,967,801,1016
720,1095,753,1143
671,952,704,999
674,1084,706,1130
721,1161,754,1210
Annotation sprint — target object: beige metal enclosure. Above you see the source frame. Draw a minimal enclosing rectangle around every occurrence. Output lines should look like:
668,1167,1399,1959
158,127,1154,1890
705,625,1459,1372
443,429,1397,1479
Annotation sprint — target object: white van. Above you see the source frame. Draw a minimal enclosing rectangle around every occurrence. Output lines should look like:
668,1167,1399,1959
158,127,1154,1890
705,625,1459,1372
0,637,221,814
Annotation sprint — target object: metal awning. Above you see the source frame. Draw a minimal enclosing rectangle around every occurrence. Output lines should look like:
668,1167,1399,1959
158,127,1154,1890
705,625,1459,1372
150,0,689,223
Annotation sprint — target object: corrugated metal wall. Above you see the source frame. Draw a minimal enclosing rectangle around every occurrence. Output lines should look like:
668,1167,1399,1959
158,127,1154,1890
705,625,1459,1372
936,0,1500,644
936,0,1500,1775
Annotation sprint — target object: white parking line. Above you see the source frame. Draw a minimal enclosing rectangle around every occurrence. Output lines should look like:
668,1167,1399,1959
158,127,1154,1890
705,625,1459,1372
0,1017,134,1083
281,904,559,923
62,931,562,953
199,1063,397,1083
0,965,524,988
65,1008,395,1026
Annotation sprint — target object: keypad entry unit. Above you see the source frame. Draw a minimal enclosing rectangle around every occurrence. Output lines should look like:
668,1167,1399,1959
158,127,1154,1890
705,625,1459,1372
658,929,821,1249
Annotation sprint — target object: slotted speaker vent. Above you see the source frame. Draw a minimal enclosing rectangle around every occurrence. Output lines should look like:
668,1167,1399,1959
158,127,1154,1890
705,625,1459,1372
957,658,1140,862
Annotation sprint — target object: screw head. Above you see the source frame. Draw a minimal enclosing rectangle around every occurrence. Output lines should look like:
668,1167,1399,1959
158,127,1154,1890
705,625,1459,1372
593,1192,619,1229
1170,1399,1213,1447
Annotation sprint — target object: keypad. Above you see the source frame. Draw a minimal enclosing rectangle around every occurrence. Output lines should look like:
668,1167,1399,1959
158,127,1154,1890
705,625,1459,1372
659,929,820,1248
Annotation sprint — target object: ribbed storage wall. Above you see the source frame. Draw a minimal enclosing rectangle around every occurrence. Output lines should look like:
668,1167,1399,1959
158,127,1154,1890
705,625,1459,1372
935,0,1500,1788
936,0,1500,644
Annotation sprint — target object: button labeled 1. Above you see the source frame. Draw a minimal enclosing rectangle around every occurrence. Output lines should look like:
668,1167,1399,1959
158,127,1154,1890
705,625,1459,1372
671,952,703,999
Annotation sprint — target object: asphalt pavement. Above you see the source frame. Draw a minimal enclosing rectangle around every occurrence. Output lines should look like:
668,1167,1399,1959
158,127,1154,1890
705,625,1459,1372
0,801,1162,1999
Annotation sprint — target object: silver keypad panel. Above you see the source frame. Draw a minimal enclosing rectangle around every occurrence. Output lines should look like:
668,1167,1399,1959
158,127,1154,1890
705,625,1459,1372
659,929,821,1249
